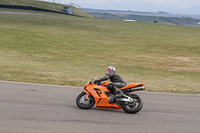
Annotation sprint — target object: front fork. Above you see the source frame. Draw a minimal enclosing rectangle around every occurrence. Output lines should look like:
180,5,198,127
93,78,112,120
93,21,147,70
83,91,90,101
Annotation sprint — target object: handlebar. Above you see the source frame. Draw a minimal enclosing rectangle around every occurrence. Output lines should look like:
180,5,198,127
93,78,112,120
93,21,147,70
90,79,101,85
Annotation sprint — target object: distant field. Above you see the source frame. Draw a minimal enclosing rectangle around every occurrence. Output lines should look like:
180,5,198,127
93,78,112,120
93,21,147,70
87,11,200,27
0,11,200,94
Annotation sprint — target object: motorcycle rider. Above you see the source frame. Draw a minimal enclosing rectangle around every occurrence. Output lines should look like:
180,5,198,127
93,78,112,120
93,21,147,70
94,66,126,103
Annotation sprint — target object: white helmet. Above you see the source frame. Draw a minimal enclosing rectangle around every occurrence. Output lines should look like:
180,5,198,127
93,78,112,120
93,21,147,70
106,66,115,75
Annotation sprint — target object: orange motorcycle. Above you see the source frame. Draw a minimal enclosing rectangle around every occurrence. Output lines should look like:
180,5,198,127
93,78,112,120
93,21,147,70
76,78,145,114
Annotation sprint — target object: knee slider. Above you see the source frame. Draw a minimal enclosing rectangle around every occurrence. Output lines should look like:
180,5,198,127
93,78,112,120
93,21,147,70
107,83,114,90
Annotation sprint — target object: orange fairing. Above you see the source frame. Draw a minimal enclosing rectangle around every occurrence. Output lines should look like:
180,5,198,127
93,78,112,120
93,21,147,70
120,83,144,90
85,85,120,109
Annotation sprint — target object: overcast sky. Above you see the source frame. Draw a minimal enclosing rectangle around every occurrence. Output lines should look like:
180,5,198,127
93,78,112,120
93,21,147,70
40,0,200,15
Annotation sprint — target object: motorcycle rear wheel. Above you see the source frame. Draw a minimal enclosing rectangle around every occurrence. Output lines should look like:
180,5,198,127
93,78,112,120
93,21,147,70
76,92,95,109
122,94,143,114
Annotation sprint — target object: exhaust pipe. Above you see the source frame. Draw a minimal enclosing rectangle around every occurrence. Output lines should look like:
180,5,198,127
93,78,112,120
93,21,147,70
130,86,145,92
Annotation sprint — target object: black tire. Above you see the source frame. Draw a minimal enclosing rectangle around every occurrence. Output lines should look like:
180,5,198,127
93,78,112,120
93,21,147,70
122,94,143,114
76,92,95,109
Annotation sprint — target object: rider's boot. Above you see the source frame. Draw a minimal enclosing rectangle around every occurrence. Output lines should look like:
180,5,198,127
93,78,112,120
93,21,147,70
109,86,124,104
108,95,116,104
115,87,124,97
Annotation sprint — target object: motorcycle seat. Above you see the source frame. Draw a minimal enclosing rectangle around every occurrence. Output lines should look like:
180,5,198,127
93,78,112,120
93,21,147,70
120,83,144,90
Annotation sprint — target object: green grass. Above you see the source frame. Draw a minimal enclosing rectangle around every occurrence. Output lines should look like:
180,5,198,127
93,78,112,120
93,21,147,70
0,0,93,18
0,11,200,94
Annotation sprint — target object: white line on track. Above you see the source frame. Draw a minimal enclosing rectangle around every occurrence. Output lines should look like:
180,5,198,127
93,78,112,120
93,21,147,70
0,80,82,89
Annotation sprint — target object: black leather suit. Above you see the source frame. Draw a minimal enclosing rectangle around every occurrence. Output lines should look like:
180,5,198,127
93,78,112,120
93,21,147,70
98,71,126,94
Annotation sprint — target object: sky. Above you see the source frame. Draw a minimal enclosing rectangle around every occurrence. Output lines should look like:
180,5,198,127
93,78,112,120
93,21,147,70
40,0,200,15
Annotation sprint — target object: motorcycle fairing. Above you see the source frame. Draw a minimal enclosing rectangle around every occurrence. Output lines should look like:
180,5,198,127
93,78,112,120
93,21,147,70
85,85,120,109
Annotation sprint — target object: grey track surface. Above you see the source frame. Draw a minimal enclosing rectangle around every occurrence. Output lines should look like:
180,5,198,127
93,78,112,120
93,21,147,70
0,81,200,133
0,11,44,15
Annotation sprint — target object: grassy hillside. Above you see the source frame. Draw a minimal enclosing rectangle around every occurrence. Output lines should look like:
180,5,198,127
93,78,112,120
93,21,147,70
0,12,200,94
0,0,93,18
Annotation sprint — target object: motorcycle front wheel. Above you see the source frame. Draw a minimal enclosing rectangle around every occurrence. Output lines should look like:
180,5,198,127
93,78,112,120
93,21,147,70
76,92,95,109
122,94,143,114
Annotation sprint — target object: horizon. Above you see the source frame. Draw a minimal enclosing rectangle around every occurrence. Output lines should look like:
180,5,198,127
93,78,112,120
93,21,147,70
38,0,200,16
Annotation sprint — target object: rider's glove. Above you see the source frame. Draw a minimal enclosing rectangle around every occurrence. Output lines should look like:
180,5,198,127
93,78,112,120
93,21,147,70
94,79,101,84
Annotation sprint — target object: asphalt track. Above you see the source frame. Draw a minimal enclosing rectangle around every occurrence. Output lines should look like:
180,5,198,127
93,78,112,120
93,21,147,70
0,81,199,133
